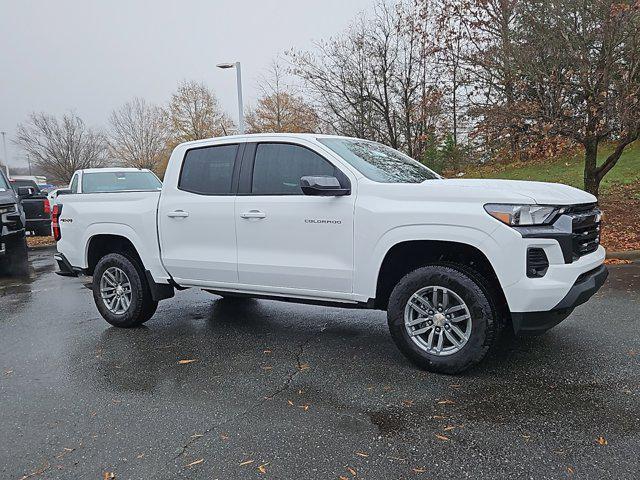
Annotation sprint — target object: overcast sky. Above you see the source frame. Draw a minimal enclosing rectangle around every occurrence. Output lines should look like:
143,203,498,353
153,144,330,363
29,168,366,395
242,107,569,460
0,0,375,168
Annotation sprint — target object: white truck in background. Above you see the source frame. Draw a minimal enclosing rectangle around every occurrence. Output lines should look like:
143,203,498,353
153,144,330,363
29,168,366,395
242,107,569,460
53,134,607,373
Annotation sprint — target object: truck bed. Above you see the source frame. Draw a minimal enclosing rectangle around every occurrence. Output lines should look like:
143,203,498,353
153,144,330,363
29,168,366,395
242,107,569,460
56,191,168,281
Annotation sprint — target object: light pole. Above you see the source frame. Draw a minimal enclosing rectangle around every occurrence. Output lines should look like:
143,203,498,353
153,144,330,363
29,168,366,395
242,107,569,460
1,131,9,178
216,62,245,134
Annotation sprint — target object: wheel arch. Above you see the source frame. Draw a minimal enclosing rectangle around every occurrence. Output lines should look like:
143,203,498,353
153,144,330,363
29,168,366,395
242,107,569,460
373,239,508,313
85,233,144,275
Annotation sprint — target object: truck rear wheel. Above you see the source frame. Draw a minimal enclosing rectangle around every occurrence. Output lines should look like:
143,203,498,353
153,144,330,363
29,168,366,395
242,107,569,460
387,265,501,374
92,253,157,328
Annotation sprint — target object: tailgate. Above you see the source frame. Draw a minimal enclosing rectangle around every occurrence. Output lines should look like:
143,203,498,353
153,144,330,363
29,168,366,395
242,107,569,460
23,197,49,220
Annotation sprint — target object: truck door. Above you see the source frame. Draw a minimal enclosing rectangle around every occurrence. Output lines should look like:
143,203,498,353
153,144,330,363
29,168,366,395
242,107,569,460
235,141,355,294
158,143,241,285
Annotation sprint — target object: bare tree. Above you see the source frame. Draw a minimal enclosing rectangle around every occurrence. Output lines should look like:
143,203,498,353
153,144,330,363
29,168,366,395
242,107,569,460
290,0,443,159
246,60,319,133
167,80,235,144
108,98,169,172
14,112,109,184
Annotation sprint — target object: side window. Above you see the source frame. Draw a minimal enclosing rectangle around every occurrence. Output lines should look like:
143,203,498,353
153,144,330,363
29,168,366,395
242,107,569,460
179,144,238,195
251,143,337,195
70,174,79,193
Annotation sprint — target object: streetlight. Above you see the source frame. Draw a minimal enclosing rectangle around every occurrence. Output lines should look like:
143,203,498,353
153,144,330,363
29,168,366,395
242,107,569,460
0,131,9,178
216,62,245,135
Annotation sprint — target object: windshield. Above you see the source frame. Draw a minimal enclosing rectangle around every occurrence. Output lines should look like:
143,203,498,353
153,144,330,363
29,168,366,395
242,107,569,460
82,171,162,193
0,171,8,191
318,138,440,183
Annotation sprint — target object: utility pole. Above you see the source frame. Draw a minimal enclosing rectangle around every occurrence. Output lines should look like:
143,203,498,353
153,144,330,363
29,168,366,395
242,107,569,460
1,131,9,178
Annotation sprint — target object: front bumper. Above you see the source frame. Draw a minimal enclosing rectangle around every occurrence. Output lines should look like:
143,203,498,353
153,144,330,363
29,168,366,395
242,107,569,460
511,264,608,335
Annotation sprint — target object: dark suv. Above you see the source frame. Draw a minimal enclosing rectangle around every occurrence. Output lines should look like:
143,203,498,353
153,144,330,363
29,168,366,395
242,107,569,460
0,170,28,274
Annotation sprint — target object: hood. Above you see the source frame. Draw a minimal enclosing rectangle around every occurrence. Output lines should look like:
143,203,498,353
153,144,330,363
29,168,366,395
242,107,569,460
0,187,18,205
438,178,597,205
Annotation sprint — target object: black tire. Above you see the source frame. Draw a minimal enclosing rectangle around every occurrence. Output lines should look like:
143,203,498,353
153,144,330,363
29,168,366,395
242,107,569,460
387,264,501,374
92,253,157,328
0,235,29,276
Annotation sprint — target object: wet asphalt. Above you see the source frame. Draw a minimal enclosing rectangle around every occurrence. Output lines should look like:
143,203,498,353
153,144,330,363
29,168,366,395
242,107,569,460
0,247,639,480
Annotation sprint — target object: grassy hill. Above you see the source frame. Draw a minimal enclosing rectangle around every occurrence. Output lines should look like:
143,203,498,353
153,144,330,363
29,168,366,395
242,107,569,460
459,141,640,196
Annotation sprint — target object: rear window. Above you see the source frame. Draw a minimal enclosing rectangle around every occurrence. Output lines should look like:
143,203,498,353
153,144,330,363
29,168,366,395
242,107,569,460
10,179,40,192
82,171,162,193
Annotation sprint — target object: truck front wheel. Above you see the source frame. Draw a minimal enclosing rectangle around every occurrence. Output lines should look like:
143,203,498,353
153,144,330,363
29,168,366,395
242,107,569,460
92,253,157,328
387,265,501,374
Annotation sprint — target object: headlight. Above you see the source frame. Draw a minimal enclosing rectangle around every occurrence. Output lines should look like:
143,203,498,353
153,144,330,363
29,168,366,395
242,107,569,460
484,204,563,226
0,204,16,215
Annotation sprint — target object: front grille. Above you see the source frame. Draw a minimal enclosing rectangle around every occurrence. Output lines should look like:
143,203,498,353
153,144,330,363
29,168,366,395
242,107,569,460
566,204,601,261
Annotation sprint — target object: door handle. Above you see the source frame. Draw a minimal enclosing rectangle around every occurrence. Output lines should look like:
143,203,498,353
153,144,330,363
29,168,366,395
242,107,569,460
167,210,189,218
240,210,266,219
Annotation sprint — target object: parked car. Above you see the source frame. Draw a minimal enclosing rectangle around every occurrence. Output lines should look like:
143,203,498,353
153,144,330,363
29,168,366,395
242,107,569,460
59,167,162,195
0,169,28,274
9,179,51,236
53,134,607,373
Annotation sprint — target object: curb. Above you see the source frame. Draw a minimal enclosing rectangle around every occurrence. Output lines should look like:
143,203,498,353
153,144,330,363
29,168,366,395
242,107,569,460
606,250,640,262
26,243,57,251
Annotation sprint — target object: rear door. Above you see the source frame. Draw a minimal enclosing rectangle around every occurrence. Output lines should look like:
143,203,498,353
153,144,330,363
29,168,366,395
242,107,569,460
158,143,242,285
235,141,356,294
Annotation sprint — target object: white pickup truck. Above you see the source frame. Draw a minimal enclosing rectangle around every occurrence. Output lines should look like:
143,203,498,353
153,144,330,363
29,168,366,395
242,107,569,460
53,134,607,373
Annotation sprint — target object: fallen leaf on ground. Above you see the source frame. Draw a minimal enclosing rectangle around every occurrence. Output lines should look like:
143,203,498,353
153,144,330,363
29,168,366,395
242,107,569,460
103,473,115,480
178,359,197,364
567,466,575,474
412,467,428,473
287,400,294,406
596,436,608,446
437,399,455,405
239,459,254,466
443,426,456,431
299,404,310,411
402,400,414,407
604,258,632,265
185,459,203,468
355,452,369,457
263,349,272,354
435,434,450,441
346,466,357,476
257,463,269,473
261,365,272,370
298,363,310,371
4,369,13,375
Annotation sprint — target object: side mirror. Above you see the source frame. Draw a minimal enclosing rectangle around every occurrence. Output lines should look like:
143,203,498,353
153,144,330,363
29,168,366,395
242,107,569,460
56,189,72,196
17,186,35,197
300,176,350,197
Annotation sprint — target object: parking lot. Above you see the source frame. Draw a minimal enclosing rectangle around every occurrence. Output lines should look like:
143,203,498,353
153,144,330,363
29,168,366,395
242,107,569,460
1,247,639,479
